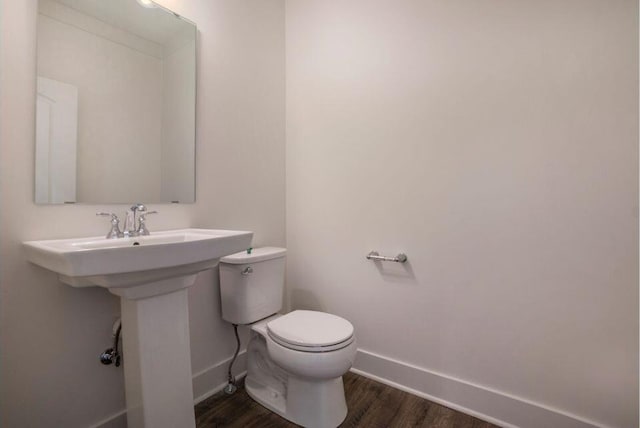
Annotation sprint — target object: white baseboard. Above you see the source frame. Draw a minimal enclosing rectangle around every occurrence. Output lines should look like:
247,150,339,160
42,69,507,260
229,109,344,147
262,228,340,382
87,410,127,428
352,349,611,428
192,350,248,404
91,351,248,428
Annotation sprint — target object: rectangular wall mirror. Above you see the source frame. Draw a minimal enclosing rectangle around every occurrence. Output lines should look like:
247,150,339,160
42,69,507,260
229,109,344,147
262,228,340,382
36,0,196,204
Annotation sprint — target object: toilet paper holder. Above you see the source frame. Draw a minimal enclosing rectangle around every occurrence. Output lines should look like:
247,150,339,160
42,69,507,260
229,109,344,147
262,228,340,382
366,251,407,263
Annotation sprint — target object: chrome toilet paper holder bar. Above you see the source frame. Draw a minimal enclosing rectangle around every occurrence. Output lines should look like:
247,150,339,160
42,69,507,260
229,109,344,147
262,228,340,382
366,251,407,263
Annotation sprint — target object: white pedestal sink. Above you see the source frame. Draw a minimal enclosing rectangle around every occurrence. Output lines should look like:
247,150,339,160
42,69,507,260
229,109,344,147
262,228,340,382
24,229,253,428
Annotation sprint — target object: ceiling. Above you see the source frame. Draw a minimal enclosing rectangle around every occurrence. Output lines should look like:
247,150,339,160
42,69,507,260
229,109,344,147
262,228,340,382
50,0,194,45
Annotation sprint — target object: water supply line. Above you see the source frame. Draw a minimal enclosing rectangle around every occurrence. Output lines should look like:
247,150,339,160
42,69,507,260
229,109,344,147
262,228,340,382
224,324,241,394
224,249,251,394
100,319,122,367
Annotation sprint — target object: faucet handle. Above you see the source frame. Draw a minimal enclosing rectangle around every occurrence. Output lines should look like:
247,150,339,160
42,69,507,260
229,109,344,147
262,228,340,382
96,212,117,219
96,212,124,239
137,211,157,236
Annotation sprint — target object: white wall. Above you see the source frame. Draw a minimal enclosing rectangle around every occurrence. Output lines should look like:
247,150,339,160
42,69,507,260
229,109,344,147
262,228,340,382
286,1,638,428
37,2,165,203
0,1,285,428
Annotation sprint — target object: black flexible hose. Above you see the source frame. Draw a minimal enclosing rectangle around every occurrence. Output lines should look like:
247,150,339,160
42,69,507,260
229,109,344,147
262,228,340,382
114,323,122,355
227,324,240,385
114,323,122,367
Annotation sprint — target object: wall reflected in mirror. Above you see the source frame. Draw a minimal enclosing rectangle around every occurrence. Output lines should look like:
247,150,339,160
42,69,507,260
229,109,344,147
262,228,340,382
36,0,196,204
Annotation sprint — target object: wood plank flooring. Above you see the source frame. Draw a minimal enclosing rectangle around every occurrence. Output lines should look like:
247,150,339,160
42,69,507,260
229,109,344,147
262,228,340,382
195,372,499,428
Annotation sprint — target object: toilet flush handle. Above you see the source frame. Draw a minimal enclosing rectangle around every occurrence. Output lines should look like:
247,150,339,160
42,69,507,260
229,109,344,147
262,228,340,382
241,266,253,275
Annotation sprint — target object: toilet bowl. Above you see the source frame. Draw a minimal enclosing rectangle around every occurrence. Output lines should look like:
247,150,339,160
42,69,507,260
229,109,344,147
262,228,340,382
219,248,357,428
247,311,356,428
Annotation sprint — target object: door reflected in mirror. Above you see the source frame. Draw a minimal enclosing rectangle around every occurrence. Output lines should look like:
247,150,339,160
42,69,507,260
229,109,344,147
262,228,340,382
36,0,196,204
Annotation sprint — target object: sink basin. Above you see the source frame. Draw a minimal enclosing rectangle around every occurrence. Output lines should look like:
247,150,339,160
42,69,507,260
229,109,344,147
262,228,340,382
24,228,253,428
24,228,253,294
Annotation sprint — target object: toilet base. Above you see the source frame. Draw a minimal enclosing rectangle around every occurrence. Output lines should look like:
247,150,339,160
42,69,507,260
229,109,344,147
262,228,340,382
245,330,348,428
246,372,348,428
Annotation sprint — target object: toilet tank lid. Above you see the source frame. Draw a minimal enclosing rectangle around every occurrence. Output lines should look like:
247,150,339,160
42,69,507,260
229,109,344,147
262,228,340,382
220,247,286,264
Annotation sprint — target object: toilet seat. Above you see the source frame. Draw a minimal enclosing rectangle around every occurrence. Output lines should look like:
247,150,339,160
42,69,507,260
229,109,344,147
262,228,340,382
267,310,354,353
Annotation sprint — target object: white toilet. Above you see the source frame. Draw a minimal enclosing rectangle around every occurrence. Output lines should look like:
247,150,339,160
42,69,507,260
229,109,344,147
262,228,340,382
219,247,357,428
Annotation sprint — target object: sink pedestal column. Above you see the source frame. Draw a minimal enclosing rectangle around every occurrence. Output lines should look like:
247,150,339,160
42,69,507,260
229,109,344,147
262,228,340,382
115,274,198,428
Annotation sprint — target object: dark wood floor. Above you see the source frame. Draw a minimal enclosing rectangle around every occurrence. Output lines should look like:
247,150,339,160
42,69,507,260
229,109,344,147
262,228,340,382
195,372,499,428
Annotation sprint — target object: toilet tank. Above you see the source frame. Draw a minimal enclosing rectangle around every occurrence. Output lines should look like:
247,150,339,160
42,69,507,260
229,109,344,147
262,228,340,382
219,247,286,325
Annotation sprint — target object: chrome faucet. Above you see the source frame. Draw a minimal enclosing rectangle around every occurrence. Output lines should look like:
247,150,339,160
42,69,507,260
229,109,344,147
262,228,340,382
96,212,124,239
136,209,158,236
97,203,157,239
123,204,145,238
